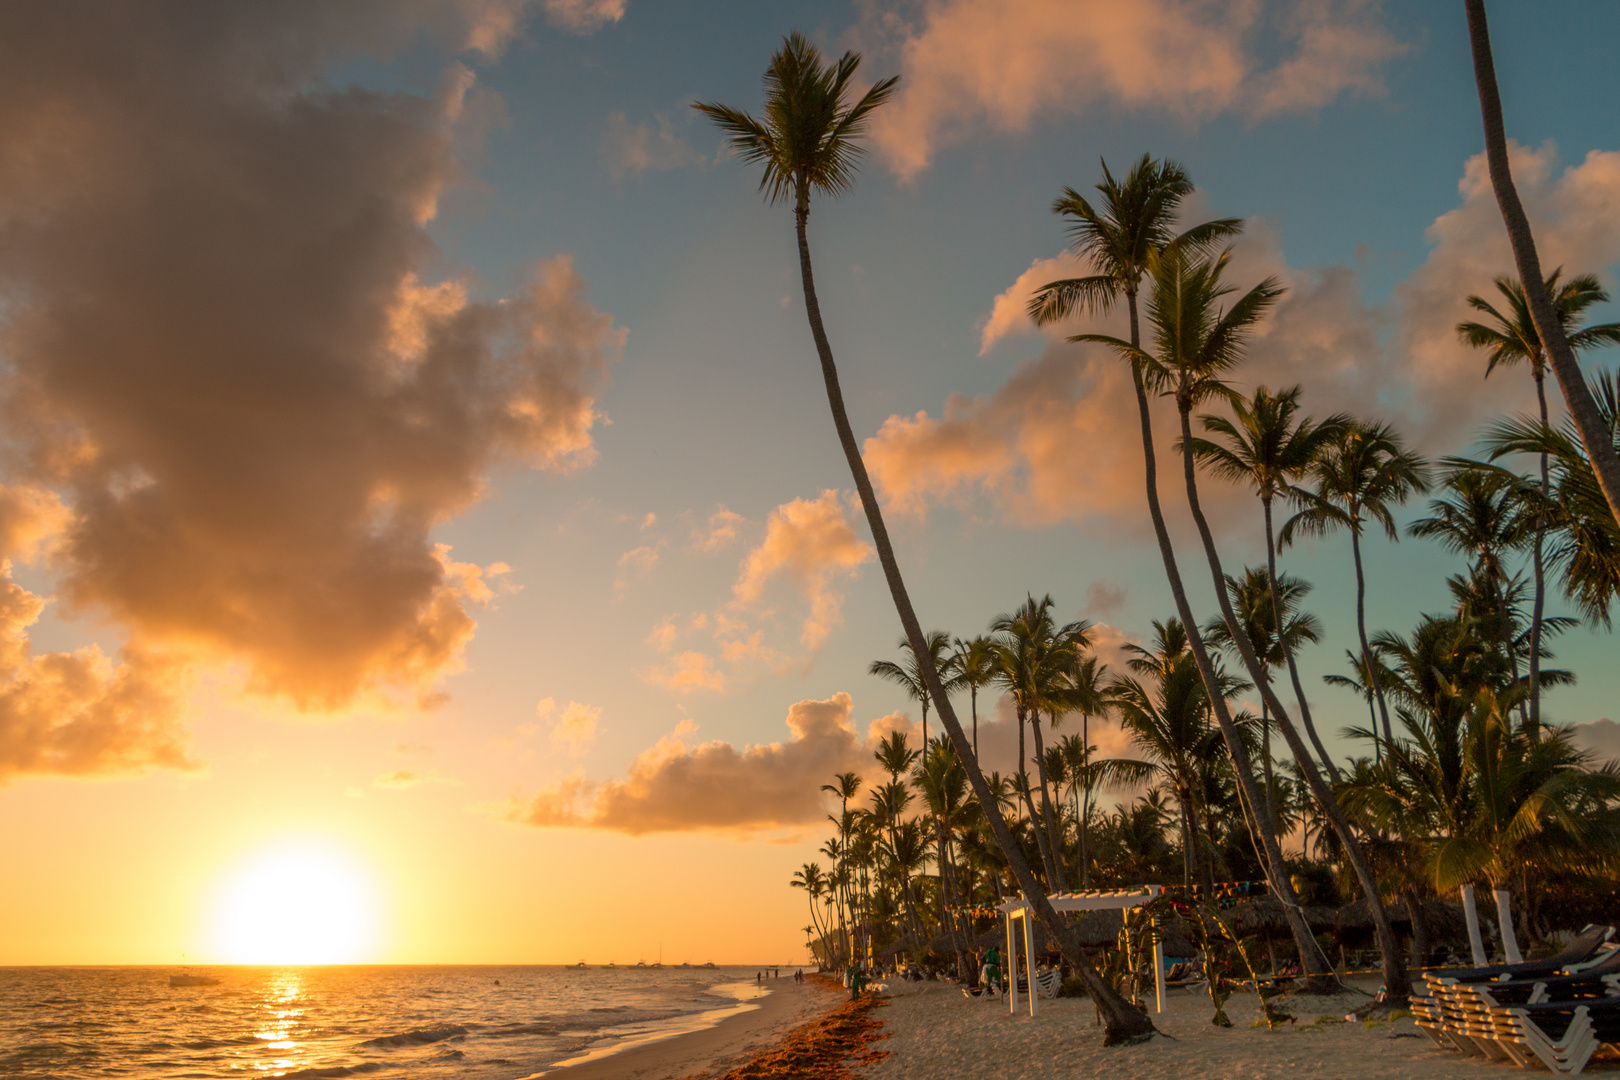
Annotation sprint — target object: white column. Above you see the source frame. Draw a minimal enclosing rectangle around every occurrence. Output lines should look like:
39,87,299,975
1493,888,1523,964
1025,911,1037,1017
1007,911,1017,1015
1461,884,1488,966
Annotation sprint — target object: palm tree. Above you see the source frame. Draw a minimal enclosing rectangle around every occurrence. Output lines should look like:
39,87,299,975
1074,249,1334,979
870,631,954,748
790,862,829,962
949,635,998,762
1207,567,1324,823
1410,467,1530,716
1482,373,1620,629
1283,421,1430,751
989,594,1090,891
697,36,1153,1042
1068,653,1113,888
821,771,863,960
1109,635,1226,892
1458,270,1620,735
1092,249,1418,1000
1192,385,1349,777
1464,0,1620,531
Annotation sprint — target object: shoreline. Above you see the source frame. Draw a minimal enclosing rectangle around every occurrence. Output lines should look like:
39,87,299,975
532,975,843,1080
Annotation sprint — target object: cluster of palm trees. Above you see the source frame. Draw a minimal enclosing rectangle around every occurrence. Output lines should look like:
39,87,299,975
703,8,1620,1043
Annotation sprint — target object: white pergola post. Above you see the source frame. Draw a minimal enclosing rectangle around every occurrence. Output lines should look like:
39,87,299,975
1461,884,1488,966
1493,888,1523,964
1025,909,1037,1017
1006,908,1017,1015
1153,934,1166,1014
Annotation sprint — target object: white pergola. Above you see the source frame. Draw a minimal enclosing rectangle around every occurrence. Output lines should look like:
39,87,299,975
996,886,1167,1017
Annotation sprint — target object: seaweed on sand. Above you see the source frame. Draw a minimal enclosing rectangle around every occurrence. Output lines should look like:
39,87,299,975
677,986,891,1080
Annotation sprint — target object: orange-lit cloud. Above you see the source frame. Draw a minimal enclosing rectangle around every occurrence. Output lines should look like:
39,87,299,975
868,0,1404,181
641,493,872,693
732,491,873,651
693,507,747,552
0,4,623,712
543,0,625,33
868,145,1620,537
641,650,728,694
504,676,1146,834
603,112,703,179
505,693,899,834
540,698,602,753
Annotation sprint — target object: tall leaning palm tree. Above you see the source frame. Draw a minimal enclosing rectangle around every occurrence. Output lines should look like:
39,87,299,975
696,34,1155,1042
1283,421,1430,752
1457,270,1620,734
1032,162,1333,989
1465,0,1620,531
1192,385,1349,778
1089,249,1415,1003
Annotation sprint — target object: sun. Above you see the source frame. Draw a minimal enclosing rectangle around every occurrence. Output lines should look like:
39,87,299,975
210,841,381,964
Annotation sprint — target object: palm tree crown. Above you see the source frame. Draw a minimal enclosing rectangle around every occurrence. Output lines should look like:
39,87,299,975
693,32,897,215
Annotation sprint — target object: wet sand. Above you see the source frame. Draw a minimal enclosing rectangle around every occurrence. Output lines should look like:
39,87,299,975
541,976,843,1080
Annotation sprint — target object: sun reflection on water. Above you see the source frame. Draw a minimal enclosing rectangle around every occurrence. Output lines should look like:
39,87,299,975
254,971,305,1054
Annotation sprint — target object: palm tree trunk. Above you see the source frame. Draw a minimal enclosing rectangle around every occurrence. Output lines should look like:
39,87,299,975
1176,784,1196,890
1466,0,1620,531
1015,707,1058,886
1176,406,1412,1005
1123,316,1327,982
791,196,1154,1043
1029,709,1067,891
1350,526,1394,750
1080,713,1092,889
1528,370,1548,737
970,685,979,761
1264,496,1341,782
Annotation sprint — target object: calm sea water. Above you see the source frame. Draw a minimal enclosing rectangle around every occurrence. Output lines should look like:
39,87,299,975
0,965,785,1079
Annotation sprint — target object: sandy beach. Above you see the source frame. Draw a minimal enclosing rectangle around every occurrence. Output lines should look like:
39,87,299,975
847,976,1512,1080
541,976,844,1080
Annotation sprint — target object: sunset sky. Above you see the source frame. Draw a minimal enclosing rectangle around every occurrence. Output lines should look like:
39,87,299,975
3,0,1619,967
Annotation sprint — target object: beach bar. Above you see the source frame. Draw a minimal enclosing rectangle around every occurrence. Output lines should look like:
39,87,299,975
997,886,1167,1018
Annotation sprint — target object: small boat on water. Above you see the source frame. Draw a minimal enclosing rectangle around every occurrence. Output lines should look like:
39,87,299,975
635,960,647,968
169,974,219,987
603,962,616,968
573,961,587,968
702,962,716,969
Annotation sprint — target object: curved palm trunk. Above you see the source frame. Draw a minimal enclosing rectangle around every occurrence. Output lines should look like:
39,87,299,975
1029,709,1067,891
1123,298,1329,984
1263,497,1341,782
792,198,1155,1043
1350,526,1395,751
1177,406,1411,1005
1528,370,1548,737
1466,0,1620,531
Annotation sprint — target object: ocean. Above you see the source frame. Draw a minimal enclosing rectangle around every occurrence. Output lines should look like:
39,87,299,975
0,965,788,1079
